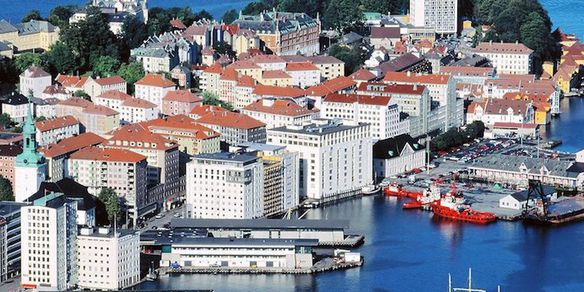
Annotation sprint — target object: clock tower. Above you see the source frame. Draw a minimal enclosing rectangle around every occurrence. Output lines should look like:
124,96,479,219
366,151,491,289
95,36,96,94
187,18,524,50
14,97,46,202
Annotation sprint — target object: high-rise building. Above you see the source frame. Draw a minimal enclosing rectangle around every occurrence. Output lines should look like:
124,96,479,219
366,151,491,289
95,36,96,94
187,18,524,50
20,193,78,291
186,152,264,219
76,227,140,290
0,202,27,284
267,119,372,202
14,101,47,202
410,0,458,34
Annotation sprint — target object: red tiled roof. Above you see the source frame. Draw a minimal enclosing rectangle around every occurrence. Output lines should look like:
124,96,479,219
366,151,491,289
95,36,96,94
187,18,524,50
220,68,239,81
170,18,187,29
108,124,178,150
182,25,207,37
196,111,265,130
286,62,319,71
473,42,533,54
201,47,215,55
22,66,50,78
190,105,228,116
163,90,202,103
70,146,146,163
56,74,88,88
324,93,391,106
142,115,220,139
243,99,318,117
93,76,126,86
43,84,67,95
121,98,156,109
97,90,131,101
262,70,291,79
370,26,400,39
467,98,530,115
307,55,344,64
203,63,223,74
349,69,376,81
305,76,357,96
237,75,256,87
135,74,176,88
227,60,261,70
383,71,450,85
35,116,79,132
253,84,306,98
58,97,93,108
252,54,285,64
357,82,426,95
39,132,106,158
82,104,119,116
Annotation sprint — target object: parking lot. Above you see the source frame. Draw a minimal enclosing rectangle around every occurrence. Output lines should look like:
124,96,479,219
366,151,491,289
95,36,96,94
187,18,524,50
138,205,186,231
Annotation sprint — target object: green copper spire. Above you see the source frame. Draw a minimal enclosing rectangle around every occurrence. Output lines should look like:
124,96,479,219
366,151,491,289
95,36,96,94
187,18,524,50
15,92,45,167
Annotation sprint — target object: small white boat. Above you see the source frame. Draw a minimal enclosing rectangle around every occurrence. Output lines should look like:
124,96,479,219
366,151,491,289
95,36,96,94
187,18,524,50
362,185,381,196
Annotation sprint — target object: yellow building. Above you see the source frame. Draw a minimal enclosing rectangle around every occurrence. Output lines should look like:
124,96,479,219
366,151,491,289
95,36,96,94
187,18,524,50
463,20,472,29
0,20,59,52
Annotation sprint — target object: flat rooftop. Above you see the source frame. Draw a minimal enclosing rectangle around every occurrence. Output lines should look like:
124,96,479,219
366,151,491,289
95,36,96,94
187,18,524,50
270,119,365,136
141,231,319,247
194,152,259,163
171,218,350,230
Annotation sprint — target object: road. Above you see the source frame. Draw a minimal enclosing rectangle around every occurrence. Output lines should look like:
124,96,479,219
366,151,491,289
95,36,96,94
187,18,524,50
139,205,186,232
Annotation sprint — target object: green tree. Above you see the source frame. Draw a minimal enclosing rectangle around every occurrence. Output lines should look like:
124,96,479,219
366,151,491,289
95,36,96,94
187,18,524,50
73,90,91,101
119,15,149,61
213,41,236,59
202,91,234,111
520,12,550,57
22,10,43,23
35,116,47,122
0,175,14,201
195,10,213,21
60,6,119,71
118,61,145,93
98,187,121,224
222,9,238,24
48,5,76,27
0,113,12,129
92,56,121,78
323,0,363,31
14,52,44,72
329,44,364,74
44,42,78,75
0,59,18,94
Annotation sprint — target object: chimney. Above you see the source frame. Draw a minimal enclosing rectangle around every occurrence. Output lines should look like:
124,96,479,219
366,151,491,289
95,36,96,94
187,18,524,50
262,98,275,107
413,83,418,91
406,71,411,77
489,40,492,45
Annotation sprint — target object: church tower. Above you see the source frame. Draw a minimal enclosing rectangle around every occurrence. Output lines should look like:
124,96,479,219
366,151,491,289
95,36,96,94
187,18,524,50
14,97,47,202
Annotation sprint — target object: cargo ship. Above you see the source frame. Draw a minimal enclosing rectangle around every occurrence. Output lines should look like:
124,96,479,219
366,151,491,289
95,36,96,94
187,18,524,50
431,192,496,224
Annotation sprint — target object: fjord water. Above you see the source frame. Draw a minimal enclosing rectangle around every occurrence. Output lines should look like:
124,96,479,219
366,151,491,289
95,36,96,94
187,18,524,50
0,0,583,38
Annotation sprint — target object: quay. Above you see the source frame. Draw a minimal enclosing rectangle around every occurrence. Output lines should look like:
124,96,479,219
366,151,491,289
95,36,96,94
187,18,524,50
159,258,364,275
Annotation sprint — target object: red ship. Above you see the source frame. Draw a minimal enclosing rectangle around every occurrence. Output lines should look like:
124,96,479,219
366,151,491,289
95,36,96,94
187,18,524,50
384,183,422,199
403,185,442,210
431,194,496,224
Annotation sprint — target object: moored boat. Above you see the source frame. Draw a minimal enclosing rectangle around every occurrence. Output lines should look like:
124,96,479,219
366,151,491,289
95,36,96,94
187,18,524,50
431,191,496,224
362,185,381,196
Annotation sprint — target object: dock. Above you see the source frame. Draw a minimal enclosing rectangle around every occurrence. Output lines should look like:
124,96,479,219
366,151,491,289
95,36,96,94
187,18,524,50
159,258,364,275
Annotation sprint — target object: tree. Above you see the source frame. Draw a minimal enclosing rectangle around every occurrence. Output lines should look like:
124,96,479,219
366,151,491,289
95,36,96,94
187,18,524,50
14,52,44,72
520,12,550,57
222,9,238,24
195,10,213,21
44,42,78,75
0,113,12,129
48,5,76,27
119,15,149,61
0,59,18,94
118,61,145,93
73,90,91,101
35,116,47,122
22,10,43,23
213,41,236,59
0,175,14,201
323,0,363,32
202,91,234,111
60,6,119,71
92,56,121,78
329,44,365,74
98,187,121,224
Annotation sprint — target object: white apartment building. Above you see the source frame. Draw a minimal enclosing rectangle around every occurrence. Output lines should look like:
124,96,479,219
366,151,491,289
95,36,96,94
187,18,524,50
234,143,301,214
267,119,372,202
466,98,534,127
77,227,140,290
241,99,320,129
35,116,80,146
186,152,264,219
119,98,159,124
134,74,176,109
195,111,267,146
373,134,426,181
20,193,78,291
410,0,458,34
20,66,51,98
83,76,127,99
68,147,148,225
321,93,408,140
472,42,533,75
285,62,321,88
94,90,132,112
